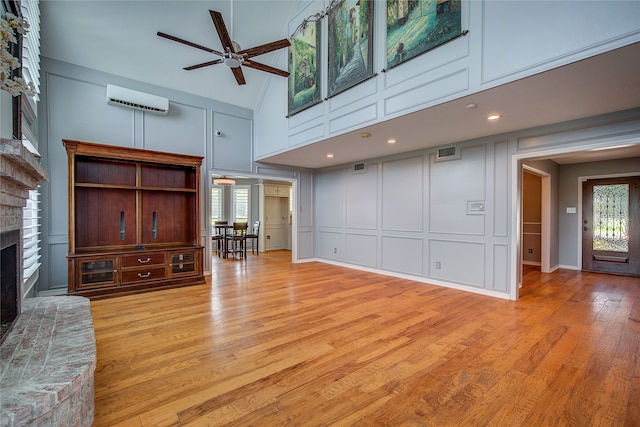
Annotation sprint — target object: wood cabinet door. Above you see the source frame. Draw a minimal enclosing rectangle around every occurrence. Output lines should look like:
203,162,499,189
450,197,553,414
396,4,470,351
75,188,137,248
140,192,196,245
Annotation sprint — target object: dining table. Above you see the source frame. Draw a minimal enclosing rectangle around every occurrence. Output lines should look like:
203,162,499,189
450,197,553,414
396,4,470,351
214,224,234,258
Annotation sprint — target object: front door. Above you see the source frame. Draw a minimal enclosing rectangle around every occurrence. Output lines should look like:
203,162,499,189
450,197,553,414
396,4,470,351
582,176,640,276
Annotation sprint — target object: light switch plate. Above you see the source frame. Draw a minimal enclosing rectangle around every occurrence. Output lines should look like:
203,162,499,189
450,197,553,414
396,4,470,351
566,207,577,214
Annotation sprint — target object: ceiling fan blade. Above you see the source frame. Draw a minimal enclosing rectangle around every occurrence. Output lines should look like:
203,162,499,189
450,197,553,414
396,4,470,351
243,60,290,78
239,39,291,58
183,59,223,71
231,67,246,85
157,32,223,56
210,10,235,52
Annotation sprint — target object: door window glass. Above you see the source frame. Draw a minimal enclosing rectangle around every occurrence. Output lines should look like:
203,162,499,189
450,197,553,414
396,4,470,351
593,184,629,252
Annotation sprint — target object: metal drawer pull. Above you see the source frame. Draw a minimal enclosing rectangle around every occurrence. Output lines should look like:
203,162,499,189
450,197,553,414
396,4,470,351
138,272,152,278
138,258,151,264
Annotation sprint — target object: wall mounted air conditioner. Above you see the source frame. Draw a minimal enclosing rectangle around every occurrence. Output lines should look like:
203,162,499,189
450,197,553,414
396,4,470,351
106,84,169,115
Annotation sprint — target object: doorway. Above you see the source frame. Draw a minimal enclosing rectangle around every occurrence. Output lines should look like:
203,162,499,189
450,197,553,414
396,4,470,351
521,166,552,277
581,176,640,276
206,171,296,274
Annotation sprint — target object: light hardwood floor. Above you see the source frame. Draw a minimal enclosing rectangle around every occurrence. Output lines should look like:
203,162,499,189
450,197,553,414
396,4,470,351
90,251,640,426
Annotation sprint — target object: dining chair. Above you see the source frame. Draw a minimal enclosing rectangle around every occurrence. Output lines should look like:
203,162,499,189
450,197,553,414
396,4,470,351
226,222,248,259
245,220,260,255
212,221,228,257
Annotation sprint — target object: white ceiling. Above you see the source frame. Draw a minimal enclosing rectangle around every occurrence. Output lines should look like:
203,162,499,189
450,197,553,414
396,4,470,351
40,1,640,170
41,0,295,110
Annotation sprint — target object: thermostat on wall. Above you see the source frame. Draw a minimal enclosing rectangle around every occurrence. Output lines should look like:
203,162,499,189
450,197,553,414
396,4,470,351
467,201,485,215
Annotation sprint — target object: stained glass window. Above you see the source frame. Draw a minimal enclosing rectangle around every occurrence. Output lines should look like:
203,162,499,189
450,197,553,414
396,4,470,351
592,184,629,252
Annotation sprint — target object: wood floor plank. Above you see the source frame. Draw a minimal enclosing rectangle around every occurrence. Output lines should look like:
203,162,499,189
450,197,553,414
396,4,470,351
90,252,640,426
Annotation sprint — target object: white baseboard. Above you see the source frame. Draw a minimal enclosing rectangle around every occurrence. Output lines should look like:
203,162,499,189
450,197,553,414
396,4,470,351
308,258,513,300
558,264,581,271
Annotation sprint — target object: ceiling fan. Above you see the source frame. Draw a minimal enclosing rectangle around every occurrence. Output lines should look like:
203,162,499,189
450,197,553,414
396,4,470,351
157,10,290,85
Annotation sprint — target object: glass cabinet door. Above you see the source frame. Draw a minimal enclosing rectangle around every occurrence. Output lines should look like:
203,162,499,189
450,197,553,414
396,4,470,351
79,258,117,287
169,252,196,275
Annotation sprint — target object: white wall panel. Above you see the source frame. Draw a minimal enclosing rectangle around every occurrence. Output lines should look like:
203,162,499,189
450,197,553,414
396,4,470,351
383,30,470,89
481,1,640,83
493,141,509,237
328,77,377,112
429,239,484,287
382,156,423,232
381,236,423,276
298,230,315,259
329,103,377,135
346,233,377,268
384,68,469,116
316,170,344,228
48,243,69,289
429,145,485,235
289,122,325,148
212,112,253,172
255,73,289,157
492,244,508,292
346,164,378,230
144,103,206,156
318,231,343,260
298,171,314,228
48,75,135,147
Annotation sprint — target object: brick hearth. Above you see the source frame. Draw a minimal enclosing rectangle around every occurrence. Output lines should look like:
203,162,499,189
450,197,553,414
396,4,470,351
1,139,96,426
0,297,96,426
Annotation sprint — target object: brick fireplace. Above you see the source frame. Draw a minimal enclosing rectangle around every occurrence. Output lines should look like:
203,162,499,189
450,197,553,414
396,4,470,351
1,139,96,426
0,138,47,341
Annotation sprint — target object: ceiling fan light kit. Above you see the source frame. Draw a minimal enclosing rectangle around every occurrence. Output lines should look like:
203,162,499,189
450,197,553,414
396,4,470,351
157,10,290,85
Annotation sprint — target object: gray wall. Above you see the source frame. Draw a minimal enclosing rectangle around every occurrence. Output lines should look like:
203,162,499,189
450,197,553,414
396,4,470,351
315,139,511,296
255,0,640,159
37,57,304,293
558,157,640,269
312,109,640,298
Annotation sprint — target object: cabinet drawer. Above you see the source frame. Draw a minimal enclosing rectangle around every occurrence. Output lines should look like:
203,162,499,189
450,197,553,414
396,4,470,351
121,267,166,283
121,253,165,268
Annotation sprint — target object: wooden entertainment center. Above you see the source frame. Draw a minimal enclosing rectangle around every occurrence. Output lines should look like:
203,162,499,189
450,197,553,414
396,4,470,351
64,140,205,299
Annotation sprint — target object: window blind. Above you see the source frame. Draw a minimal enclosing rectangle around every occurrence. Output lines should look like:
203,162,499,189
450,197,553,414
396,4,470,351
22,188,41,297
232,186,250,223
21,0,40,104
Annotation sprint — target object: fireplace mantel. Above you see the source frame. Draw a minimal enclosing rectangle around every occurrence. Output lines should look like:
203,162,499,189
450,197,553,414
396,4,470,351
0,138,48,234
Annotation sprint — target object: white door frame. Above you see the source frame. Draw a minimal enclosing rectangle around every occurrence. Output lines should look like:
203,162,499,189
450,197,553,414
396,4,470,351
509,138,640,300
522,165,552,274
205,170,298,274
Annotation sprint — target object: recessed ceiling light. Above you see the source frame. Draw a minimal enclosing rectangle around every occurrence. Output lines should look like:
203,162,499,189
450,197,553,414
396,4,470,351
360,132,372,138
387,139,396,144
487,114,501,121
466,103,478,109
326,153,334,158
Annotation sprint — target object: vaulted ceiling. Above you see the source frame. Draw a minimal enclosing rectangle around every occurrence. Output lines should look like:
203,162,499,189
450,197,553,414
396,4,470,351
40,1,640,169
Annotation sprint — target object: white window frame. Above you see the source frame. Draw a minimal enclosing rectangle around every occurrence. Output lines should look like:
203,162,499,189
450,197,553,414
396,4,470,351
211,185,223,226
232,185,251,223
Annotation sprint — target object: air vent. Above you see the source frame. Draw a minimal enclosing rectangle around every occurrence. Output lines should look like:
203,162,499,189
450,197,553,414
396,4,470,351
352,163,367,174
435,145,460,162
